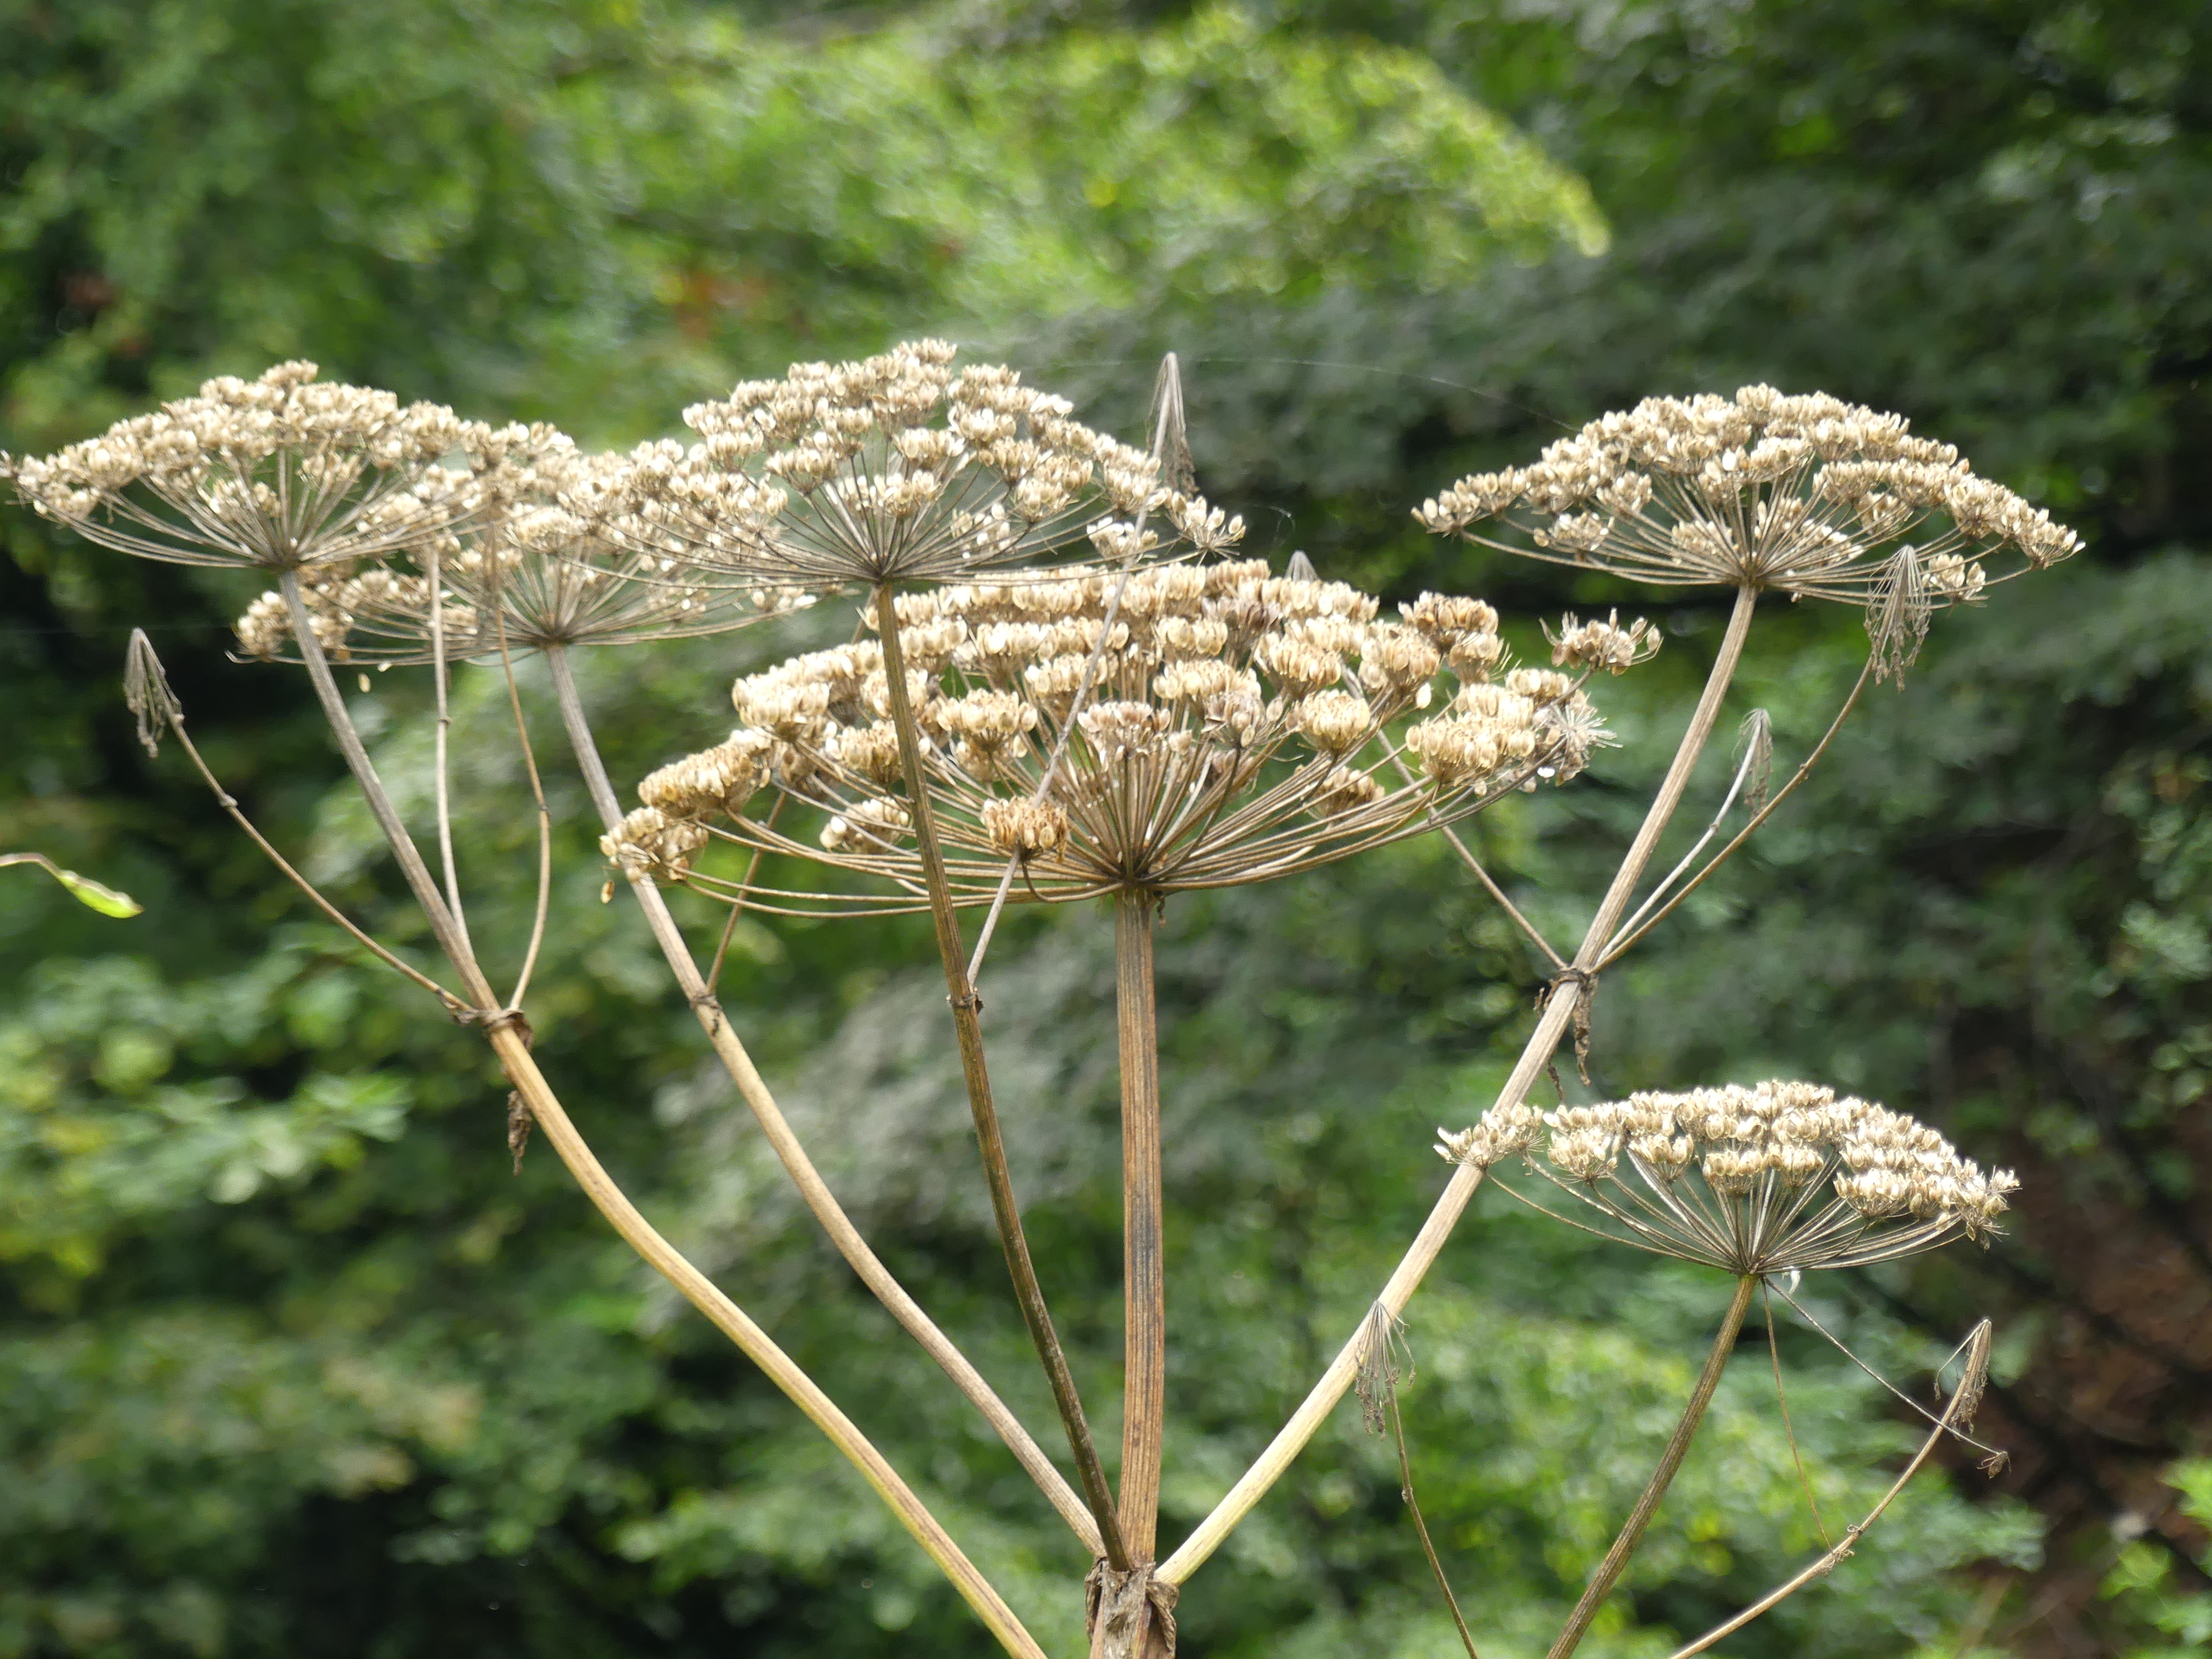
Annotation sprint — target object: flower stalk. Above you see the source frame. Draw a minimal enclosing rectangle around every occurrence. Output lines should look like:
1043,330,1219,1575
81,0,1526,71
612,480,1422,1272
1161,586,1760,1586
1116,888,1167,1561
1546,1274,1760,1659
873,580,1134,1572
544,642,1104,1555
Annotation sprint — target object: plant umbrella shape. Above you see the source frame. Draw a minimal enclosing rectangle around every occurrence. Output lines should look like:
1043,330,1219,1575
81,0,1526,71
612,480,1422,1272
1416,385,2081,678
603,562,1621,909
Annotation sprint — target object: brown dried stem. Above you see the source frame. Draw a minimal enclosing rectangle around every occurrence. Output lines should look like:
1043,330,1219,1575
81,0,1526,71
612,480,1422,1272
482,1021,1047,1659
1117,889,1166,1561
1546,1273,1759,1659
1161,585,1761,1587
873,583,1133,1571
1389,1385,1481,1659
544,642,1104,1556
276,604,1039,1650
1663,1320,1994,1659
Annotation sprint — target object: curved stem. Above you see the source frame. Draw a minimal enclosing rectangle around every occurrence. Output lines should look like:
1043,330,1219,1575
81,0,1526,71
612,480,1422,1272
1663,1320,1992,1659
425,542,472,958
545,644,1103,1556
1546,1274,1757,1659
485,1024,1046,1659
873,588,1132,1572
1116,890,1166,1561
277,618,1035,1653
1161,586,1761,1587
126,633,460,1006
1390,1386,1480,1659
492,604,553,1010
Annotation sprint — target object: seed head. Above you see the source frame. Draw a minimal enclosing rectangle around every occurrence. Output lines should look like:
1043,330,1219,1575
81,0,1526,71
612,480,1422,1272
619,559,1637,912
1415,388,2081,679
6,362,526,571
606,341,1239,589
1440,1079,2017,1276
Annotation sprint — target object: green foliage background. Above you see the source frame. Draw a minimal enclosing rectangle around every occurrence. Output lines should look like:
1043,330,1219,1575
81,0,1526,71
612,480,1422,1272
3,1,2208,1655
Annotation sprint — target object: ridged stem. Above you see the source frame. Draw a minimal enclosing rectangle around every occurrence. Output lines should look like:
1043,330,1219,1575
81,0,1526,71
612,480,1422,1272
545,644,1101,1554
1115,890,1166,1561
874,583,1133,1572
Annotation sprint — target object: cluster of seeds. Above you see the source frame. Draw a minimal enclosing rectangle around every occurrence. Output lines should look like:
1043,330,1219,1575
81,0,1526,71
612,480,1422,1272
604,560,1621,911
608,340,1239,589
1416,387,2080,677
3,362,528,571
1438,1079,2017,1275
233,440,802,664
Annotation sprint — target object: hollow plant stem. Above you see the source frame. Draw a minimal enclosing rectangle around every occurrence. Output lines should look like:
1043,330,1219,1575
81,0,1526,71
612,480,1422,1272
277,604,1038,1653
873,583,1133,1572
1546,1274,1758,1659
543,644,1102,1556
482,1021,1048,1659
1115,890,1166,1561
1160,586,1761,1587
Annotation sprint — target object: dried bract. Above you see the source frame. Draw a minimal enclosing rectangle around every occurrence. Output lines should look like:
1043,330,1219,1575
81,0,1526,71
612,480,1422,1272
607,562,1635,912
1442,1079,2017,1275
1415,388,2081,677
5,361,524,571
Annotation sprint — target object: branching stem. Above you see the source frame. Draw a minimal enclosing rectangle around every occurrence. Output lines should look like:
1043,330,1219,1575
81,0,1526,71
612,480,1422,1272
278,605,1040,1651
1599,651,1875,967
544,643,1104,1556
484,1023,1047,1659
1545,1273,1757,1659
1663,1321,1994,1659
1161,586,1761,1587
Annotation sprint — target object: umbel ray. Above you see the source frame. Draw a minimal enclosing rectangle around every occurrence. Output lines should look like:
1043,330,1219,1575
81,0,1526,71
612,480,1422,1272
5,356,2072,1657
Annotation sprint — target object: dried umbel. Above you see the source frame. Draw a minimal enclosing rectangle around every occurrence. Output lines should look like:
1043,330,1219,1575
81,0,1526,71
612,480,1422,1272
614,340,1239,588
232,440,802,664
3,361,526,571
1415,388,2081,676
1438,1079,2017,1275
609,560,1625,909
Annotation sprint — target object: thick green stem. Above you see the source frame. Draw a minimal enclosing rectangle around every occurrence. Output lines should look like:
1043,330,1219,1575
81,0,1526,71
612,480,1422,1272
1115,890,1166,1561
874,583,1133,1572
1546,1275,1758,1659
545,645,1102,1556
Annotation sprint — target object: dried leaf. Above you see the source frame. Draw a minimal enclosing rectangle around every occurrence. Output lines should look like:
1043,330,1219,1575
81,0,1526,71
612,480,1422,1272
1736,708,1774,813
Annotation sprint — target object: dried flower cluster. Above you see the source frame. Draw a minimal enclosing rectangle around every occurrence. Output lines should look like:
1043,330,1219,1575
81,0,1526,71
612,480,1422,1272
604,564,1624,909
233,439,803,664
1416,387,2081,675
3,362,528,570
1438,1079,2017,1275
612,340,1241,588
